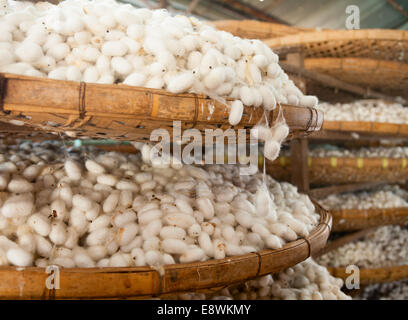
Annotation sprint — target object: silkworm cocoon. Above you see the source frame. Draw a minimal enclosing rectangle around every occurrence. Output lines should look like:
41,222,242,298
233,210,252,229
130,247,145,266
83,66,99,83
159,226,186,240
15,41,43,62
96,174,117,187
0,162,17,173
253,54,268,69
180,247,206,264
251,223,270,239
225,243,244,256
162,238,188,255
228,99,244,126
65,159,81,180
187,51,202,70
118,190,132,209
267,63,281,78
175,198,193,215
204,66,226,90
72,194,93,211
27,213,51,237
213,239,226,260
270,123,289,144
96,258,110,268
269,223,297,242
264,140,281,161
1,193,34,218
49,223,67,245
69,208,88,235
34,235,52,258
300,95,319,108
8,177,33,193
74,251,95,268
50,199,67,220
59,186,73,208
18,233,36,253
127,24,144,39
111,56,132,76
6,247,33,267
138,209,162,225
114,210,137,228
287,94,299,106
74,31,91,45
117,223,139,246
239,86,254,106
188,224,201,237
0,49,14,67
109,252,131,267
145,76,164,89
89,214,111,233
164,213,195,229
47,43,70,61
167,72,195,94
145,249,161,266
198,232,214,257
101,40,128,57
86,227,111,246
279,214,308,237
123,72,146,86
140,180,157,192
259,86,277,111
141,219,161,239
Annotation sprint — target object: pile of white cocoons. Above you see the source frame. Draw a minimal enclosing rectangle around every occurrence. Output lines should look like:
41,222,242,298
0,140,320,268
315,100,408,124
319,185,408,210
175,258,351,300
317,225,408,269
356,280,408,300
0,0,318,161
308,145,408,159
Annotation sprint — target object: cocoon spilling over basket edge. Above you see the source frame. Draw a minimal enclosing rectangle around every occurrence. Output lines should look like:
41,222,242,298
0,0,318,161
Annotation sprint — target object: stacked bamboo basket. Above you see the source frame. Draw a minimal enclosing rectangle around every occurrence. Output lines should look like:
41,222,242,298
0,14,329,298
266,29,408,289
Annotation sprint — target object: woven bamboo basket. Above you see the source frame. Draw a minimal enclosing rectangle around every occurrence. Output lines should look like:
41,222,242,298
265,29,408,63
322,120,408,136
0,201,331,299
304,58,408,100
212,20,309,39
327,265,408,285
331,207,408,232
0,73,323,142
266,157,408,185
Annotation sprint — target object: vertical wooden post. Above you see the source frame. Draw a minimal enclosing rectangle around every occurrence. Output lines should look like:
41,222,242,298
290,137,310,192
286,52,310,192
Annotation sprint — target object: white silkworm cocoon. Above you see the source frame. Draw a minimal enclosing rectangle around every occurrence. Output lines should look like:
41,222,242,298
118,223,139,246
69,208,88,235
198,232,214,257
140,180,156,192
252,223,270,239
259,86,276,111
74,31,91,45
253,55,268,69
50,199,67,220
72,194,93,211
102,192,120,212
162,238,188,255
131,247,146,266
267,63,280,78
287,94,299,106
65,159,81,180
121,236,142,253
86,227,111,246
83,66,99,83
269,223,297,242
119,190,133,208
0,49,14,67
66,66,82,81
204,67,226,90
102,41,128,56
228,100,244,126
142,219,162,239
124,72,146,86
127,24,144,39
15,41,43,62
85,159,105,175
160,226,186,240
264,140,281,161
145,76,164,89
138,209,162,225
187,51,202,70
89,214,111,233
213,239,226,260
300,95,319,108
225,243,243,256
109,252,132,267
167,72,195,94
180,247,205,263
1,193,34,218
49,222,67,245
164,213,195,229
188,224,201,237
97,174,118,187
222,225,235,242
145,250,161,266
74,251,95,268
239,86,254,106
7,247,33,267
59,186,73,208
175,198,194,215
114,210,137,228
27,213,51,237
270,123,289,144
47,43,70,61
111,56,132,76
34,235,52,258
18,233,36,253
8,177,33,193
265,234,283,250
280,214,308,237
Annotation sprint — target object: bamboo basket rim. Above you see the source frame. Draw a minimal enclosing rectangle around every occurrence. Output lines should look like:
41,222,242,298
266,29,408,48
327,264,408,285
322,120,408,135
0,201,331,299
0,73,323,142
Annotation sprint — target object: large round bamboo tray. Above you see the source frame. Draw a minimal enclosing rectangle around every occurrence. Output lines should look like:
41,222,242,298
212,20,310,39
331,207,408,232
265,29,408,63
0,73,323,142
266,156,408,185
0,201,331,299
327,265,408,285
304,58,408,100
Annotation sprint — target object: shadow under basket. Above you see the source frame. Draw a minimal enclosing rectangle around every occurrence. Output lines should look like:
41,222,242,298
0,73,322,142
0,201,331,299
